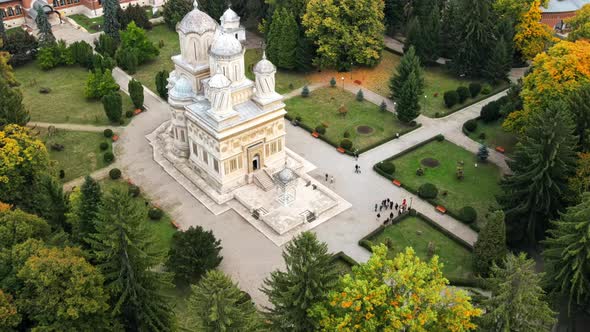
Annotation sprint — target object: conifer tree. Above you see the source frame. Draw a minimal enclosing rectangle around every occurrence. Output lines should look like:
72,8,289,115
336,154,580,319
481,253,556,331
473,210,507,276
266,9,282,65
35,8,55,47
404,5,440,65
155,70,169,99
89,188,174,331
0,15,6,42
483,37,512,84
384,0,405,35
389,46,424,101
499,102,578,244
77,176,102,243
128,78,144,109
568,84,590,152
103,0,121,42
477,144,490,161
277,9,298,70
189,270,263,331
261,232,339,332
543,192,590,312
439,0,461,59
396,70,421,123
102,91,123,123
0,78,29,129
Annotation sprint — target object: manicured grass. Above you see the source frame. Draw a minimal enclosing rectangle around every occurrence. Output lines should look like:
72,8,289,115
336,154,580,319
69,14,104,33
34,128,113,182
100,179,177,253
135,25,180,93
245,48,309,94
285,88,414,151
467,119,518,155
14,63,134,125
385,140,502,229
367,216,474,281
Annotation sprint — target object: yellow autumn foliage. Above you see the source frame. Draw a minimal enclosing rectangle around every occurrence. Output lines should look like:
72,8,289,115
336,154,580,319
514,0,554,60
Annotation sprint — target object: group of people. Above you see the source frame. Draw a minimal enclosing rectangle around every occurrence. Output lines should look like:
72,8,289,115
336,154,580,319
324,173,335,184
354,164,361,173
375,198,410,223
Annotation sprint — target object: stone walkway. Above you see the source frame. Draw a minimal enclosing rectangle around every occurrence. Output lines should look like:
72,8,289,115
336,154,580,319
29,121,123,133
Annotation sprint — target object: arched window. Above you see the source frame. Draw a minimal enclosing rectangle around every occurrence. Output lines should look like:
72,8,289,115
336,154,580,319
0,9,6,18
53,0,59,6
66,0,72,4
7,7,14,16
60,0,65,6
15,6,21,15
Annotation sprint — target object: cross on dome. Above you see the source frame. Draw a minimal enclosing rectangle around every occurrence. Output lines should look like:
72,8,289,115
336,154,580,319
193,0,198,9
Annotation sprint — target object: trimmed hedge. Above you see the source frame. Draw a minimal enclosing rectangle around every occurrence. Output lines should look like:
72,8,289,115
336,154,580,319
103,129,114,138
330,251,359,267
99,142,109,150
148,207,164,220
103,152,115,163
480,100,502,122
379,161,396,174
340,139,353,150
464,119,478,132
315,125,326,135
459,206,477,224
469,83,481,97
128,184,141,197
444,90,459,108
456,86,470,103
418,183,438,199
109,168,122,180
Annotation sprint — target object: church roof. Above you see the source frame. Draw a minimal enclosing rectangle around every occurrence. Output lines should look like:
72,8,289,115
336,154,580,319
177,1,218,35
169,77,194,100
210,32,243,57
253,52,275,74
221,7,240,22
209,71,231,88
542,0,590,13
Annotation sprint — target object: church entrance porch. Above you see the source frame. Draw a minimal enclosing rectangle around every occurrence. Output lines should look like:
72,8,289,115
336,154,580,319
247,143,264,173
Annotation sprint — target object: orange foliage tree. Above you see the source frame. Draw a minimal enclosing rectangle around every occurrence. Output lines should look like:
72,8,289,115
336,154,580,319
513,0,554,60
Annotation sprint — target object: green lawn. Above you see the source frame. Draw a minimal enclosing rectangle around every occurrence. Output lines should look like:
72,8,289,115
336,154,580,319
467,119,519,155
135,25,180,92
285,88,414,152
14,63,134,125
35,128,113,182
245,48,309,94
385,140,502,229
69,14,104,33
366,216,474,281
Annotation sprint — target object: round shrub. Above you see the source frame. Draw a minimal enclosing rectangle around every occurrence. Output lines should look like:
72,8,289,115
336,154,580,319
343,130,350,138
315,125,326,135
109,168,122,180
128,184,141,197
103,151,115,163
340,139,353,150
148,207,164,220
418,183,438,199
456,86,470,103
469,83,482,97
444,90,459,108
99,142,109,150
103,128,114,138
459,206,477,224
380,162,395,174
480,101,501,122
481,85,491,95
126,110,134,118
464,119,478,132
435,134,445,142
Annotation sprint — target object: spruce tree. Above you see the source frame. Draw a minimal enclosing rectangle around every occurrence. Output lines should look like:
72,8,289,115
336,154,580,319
102,91,122,123
162,0,193,30
568,84,590,152
155,70,169,99
128,79,144,109
499,102,578,244
396,70,421,123
89,188,174,331
384,0,405,35
261,232,338,331
404,5,440,65
389,46,424,101
35,8,55,47
543,192,590,312
189,270,263,331
78,176,102,243
439,0,461,59
477,144,489,161
102,0,121,42
0,15,6,42
277,9,298,70
473,210,507,276
0,77,29,129
482,253,556,331
483,37,511,84
266,9,283,66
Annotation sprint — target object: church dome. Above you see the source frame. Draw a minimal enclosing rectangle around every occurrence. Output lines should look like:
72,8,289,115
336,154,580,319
253,52,275,74
210,32,243,57
170,76,194,100
209,72,231,89
221,7,239,22
177,1,218,35
277,167,295,184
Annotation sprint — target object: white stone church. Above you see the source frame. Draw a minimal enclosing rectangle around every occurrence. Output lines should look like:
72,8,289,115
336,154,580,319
149,1,350,246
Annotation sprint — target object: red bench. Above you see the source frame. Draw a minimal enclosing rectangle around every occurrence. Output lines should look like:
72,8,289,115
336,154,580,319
336,147,345,153
170,220,180,229
112,135,119,142
495,146,505,153
392,179,401,187
134,108,142,115
435,205,447,214
311,132,319,138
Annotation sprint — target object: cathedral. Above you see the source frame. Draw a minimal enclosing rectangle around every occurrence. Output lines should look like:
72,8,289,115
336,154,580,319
166,1,286,194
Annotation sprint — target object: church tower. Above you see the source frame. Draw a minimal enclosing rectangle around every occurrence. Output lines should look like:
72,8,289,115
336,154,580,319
253,51,283,111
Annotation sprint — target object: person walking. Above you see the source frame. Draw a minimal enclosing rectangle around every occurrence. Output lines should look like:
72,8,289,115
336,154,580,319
389,211,394,220
390,201,393,210
395,203,399,210
330,176,334,184
325,173,328,182
376,213,381,221
374,203,378,212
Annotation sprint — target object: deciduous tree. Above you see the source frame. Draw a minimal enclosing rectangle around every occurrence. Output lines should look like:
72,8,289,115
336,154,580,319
0,289,20,329
514,0,553,60
567,3,590,41
118,21,159,65
0,209,50,250
261,231,338,331
311,245,482,330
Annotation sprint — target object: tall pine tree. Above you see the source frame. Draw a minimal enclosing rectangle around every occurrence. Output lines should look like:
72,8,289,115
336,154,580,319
102,0,121,42
473,210,507,276
568,84,590,152
265,8,283,65
35,8,55,47
482,253,556,331
499,102,578,244
396,70,421,123
277,9,298,70
0,77,29,129
483,37,512,84
543,192,590,312
389,46,424,100
89,188,174,331
404,4,440,65
384,0,405,36
261,232,339,331
78,176,102,243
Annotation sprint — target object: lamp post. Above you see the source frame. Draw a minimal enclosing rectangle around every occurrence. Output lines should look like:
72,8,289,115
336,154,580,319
341,76,345,89
424,95,427,115
350,62,353,80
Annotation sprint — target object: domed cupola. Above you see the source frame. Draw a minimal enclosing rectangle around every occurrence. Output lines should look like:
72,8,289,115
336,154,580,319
207,68,233,115
177,0,218,35
221,6,241,31
210,31,243,58
253,51,276,75
169,76,195,102
177,0,218,66
253,51,278,100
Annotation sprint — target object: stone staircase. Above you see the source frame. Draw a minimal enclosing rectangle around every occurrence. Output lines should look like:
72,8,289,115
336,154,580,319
253,170,275,191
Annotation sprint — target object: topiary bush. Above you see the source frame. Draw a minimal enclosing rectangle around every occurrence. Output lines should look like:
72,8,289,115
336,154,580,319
444,90,459,108
103,151,115,163
330,77,336,87
148,207,164,220
99,142,109,150
109,168,122,180
356,89,364,101
301,85,310,97
464,119,478,132
480,100,501,122
456,86,470,103
128,184,141,197
380,162,395,174
459,206,477,224
469,83,482,97
435,134,445,142
126,110,134,118
340,139,353,150
418,183,438,199
103,129,113,138
315,125,326,135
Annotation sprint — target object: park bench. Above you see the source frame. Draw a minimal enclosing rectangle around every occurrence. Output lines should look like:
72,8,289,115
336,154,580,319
392,179,401,187
311,132,319,138
435,205,447,214
495,146,505,153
